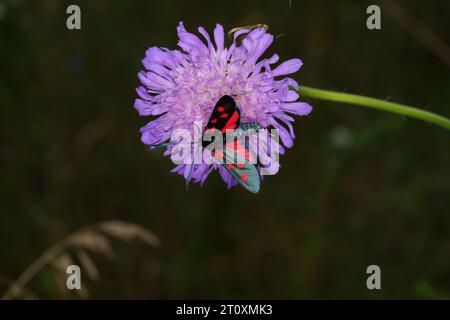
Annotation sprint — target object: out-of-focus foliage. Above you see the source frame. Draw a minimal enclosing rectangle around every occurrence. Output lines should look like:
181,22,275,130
0,0,449,299
1,220,158,299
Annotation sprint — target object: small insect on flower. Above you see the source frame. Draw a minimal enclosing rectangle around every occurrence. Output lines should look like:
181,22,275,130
134,22,312,193
227,24,269,45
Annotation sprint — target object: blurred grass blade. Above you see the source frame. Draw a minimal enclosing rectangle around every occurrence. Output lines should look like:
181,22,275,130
76,250,99,281
99,220,160,247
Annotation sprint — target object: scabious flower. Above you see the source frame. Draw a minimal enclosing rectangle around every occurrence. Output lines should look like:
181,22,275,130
134,22,312,188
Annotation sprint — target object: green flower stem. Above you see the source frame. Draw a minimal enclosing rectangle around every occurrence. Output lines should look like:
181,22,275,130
297,86,450,130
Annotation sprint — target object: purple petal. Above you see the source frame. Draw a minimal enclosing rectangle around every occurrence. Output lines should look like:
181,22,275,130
282,102,313,116
136,86,153,100
274,113,295,137
213,24,225,52
171,164,184,174
177,22,207,54
192,163,213,185
283,90,299,102
144,47,168,64
270,118,293,148
266,104,280,113
138,71,173,90
142,59,171,76
243,33,273,64
275,78,300,90
272,59,303,77
218,166,237,188
134,99,167,116
144,47,180,71
198,26,214,52
141,130,161,145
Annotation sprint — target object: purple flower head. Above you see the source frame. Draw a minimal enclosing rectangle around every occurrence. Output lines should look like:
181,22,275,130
134,22,312,189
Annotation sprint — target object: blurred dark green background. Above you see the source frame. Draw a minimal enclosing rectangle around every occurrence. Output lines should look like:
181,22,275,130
1,0,449,299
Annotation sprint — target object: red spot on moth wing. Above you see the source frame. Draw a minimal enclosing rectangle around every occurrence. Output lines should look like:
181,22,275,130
226,164,233,169
220,111,240,132
220,113,229,118
237,163,244,169
232,140,256,163
241,174,248,182
234,140,255,163
217,106,225,112
210,118,217,124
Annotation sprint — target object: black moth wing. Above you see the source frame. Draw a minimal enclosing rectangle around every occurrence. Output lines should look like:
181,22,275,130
205,95,240,132
203,95,241,148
